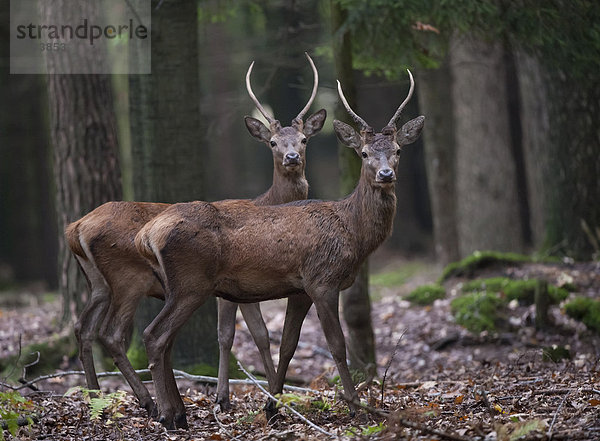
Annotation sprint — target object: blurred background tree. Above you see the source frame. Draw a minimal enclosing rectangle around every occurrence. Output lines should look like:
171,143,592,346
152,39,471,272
0,0,598,379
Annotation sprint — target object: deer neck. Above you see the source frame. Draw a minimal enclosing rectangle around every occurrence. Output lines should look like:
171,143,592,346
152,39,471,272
254,163,309,206
343,170,397,255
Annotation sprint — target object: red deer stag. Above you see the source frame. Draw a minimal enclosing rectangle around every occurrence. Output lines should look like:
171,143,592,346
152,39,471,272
65,53,325,417
135,70,424,429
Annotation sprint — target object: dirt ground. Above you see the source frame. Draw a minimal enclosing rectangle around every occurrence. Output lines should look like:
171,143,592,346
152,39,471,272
0,258,599,440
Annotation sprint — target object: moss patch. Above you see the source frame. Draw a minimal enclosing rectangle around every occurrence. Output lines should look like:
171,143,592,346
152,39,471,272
565,297,600,334
404,284,445,306
462,277,569,305
450,291,504,333
439,251,538,283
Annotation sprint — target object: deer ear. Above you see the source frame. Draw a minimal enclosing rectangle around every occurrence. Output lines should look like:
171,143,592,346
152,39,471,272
396,116,425,146
303,109,327,138
245,116,272,144
333,120,361,151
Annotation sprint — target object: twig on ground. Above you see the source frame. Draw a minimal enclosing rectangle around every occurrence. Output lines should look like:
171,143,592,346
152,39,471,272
236,361,336,438
381,328,406,405
0,368,315,394
212,404,244,441
341,395,474,441
547,391,570,440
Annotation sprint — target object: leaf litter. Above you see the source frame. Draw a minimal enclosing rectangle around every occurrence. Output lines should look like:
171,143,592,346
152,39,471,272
0,260,599,440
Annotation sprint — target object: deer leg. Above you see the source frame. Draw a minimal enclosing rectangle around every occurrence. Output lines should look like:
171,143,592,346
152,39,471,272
143,294,206,430
74,259,111,391
239,302,276,391
261,294,312,419
98,300,157,418
216,299,238,410
312,289,358,412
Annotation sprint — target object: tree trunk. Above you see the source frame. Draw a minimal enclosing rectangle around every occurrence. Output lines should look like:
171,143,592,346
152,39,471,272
515,52,551,251
543,71,600,259
331,1,376,378
41,1,122,325
417,62,460,265
130,0,219,373
450,35,523,256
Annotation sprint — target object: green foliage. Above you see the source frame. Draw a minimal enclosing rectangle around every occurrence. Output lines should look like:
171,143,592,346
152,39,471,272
337,0,600,80
439,251,535,283
125,329,148,371
565,297,600,334
64,387,126,422
0,390,35,439
451,291,503,333
345,422,386,437
542,345,571,362
404,283,446,305
462,277,569,304
275,393,331,413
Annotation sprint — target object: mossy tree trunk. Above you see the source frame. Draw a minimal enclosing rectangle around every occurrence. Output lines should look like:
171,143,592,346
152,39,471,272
450,35,523,257
130,0,219,373
331,0,376,378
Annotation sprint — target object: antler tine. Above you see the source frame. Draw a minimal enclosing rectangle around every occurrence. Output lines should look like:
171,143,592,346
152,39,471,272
246,61,276,125
295,52,319,121
336,80,370,131
387,69,415,128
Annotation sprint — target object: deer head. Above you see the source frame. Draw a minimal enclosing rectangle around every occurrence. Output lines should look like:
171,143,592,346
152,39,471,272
244,53,326,173
333,70,424,187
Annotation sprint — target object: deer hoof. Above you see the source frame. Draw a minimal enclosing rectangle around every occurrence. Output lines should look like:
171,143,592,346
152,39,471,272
216,397,232,412
264,399,279,424
174,412,189,430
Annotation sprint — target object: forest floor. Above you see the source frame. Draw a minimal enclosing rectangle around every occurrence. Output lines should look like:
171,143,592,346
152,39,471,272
0,256,599,440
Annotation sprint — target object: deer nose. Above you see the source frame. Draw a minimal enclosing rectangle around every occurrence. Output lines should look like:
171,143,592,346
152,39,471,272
284,152,300,166
377,168,395,182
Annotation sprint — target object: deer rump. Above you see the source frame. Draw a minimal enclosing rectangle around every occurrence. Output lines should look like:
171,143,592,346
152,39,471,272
136,198,369,303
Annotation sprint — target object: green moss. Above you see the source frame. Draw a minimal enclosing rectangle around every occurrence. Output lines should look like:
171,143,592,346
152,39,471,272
565,297,600,334
439,251,536,283
450,291,504,333
462,277,569,305
404,284,446,305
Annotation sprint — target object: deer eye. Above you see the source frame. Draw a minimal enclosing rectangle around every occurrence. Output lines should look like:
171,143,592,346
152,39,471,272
396,149,401,156
270,141,277,147
361,151,368,158
301,138,307,144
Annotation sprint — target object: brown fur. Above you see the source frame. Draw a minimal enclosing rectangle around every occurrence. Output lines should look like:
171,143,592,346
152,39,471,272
136,113,425,429
66,107,326,416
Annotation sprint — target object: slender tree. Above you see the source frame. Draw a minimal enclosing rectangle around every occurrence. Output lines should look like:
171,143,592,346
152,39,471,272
331,0,376,378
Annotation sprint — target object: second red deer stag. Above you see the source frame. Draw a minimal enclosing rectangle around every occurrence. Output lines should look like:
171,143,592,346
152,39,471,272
135,70,424,429
65,53,325,417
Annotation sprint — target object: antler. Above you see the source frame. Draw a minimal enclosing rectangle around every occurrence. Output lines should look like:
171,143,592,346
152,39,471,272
295,52,319,122
336,80,371,131
387,69,415,128
246,61,276,125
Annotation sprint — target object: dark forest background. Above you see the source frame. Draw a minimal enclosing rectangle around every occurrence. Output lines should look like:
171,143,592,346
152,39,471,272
0,0,599,373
